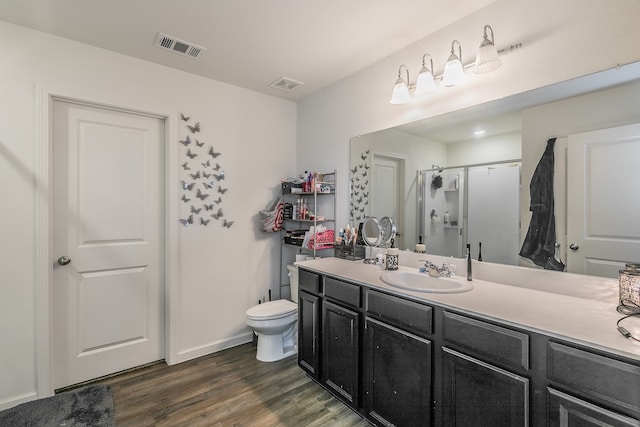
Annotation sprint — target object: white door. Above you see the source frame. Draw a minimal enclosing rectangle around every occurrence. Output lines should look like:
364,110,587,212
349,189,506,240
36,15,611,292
371,155,404,249
52,100,165,389
567,123,640,277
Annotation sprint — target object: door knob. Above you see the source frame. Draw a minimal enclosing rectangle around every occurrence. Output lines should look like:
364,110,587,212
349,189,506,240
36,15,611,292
569,243,579,251
57,255,71,266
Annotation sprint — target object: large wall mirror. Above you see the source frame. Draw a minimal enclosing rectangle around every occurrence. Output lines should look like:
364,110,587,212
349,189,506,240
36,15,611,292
350,61,640,278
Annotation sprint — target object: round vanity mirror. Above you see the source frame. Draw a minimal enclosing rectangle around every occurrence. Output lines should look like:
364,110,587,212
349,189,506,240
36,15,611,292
379,216,396,247
361,217,381,247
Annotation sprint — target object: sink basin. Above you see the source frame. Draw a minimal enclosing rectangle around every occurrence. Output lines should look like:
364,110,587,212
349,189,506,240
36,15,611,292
380,271,473,293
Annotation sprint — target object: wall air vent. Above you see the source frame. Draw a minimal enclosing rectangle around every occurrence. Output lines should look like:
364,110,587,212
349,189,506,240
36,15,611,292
269,77,304,92
155,32,206,60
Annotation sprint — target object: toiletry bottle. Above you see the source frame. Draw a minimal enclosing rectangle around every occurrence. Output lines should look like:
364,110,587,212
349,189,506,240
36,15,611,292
385,238,399,270
444,211,450,225
466,243,472,281
415,235,426,254
478,242,483,262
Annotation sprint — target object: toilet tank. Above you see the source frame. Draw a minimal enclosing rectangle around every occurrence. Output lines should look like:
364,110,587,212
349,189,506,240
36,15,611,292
287,264,299,302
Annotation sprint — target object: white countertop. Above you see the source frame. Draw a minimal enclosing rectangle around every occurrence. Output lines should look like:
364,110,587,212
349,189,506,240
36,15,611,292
295,256,640,362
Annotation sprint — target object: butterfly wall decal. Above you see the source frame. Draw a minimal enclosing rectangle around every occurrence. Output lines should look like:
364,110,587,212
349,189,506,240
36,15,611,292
212,196,222,204
179,214,193,226
196,189,209,200
181,162,191,171
212,162,221,171
189,171,201,180
361,152,367,160
181,194,191,203
218,187,228,194
208,147,221,158
214,171,225,181
350,166,357,174
181,180,195,191
201,160,210,168
187,122,200,133
200,217,210,226
202,172,212,179
203,203,215,211
186,149,197,159
203,181,215,189
223,219,234,228
190,205,202,214
180,113,190,122
211,208,223,220
179,135,191,146
195,139,204,147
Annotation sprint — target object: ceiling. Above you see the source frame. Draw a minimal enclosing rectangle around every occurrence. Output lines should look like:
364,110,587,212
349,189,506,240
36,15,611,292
0,0,495,101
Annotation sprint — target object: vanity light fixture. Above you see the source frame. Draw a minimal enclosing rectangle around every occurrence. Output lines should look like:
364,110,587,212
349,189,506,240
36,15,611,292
390,64,411,104
415,54,436,95
442,40,465,87
389,25,522,104
474,25,502,74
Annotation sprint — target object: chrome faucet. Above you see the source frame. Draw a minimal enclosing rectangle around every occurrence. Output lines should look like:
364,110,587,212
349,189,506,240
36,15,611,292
420,260,455,278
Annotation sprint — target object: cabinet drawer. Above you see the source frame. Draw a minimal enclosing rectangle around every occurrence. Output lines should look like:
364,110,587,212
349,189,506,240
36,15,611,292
299,269,321,295
548,342,640,417
548,388,640,427
443,311,529,372
365,289,433,337
324,276,361,308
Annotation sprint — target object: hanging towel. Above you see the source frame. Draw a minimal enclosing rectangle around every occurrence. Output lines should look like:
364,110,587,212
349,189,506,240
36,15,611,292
519,138,557,267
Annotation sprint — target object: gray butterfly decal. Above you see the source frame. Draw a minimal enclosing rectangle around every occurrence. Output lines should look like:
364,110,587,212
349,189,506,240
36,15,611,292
208,147,221,158
363,191,369,198
179,214,193,226
190,205,202,214
203,203,215,211
223,219,234,228
200,217,210,226
181,194,191,203
212,162,221,171
357,196,363,203
201,160,210,168
364,163,370,169
351,166,357,173
186,149,197,159
212,196,222,204
181,180,195,191
203,181,215,189
361,152,367,160
211,208,223,220
214,171,225,181
362,170,368,177
196,189,210,200
218,187,228,194
179,135,191,146
180,113,190,122
187,122,200,133
195,139,204,147
189,171,201,180
202,172,212,179
181,162,191,171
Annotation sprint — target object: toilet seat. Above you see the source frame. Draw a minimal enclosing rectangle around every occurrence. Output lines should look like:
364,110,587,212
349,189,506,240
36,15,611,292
246,299,297,321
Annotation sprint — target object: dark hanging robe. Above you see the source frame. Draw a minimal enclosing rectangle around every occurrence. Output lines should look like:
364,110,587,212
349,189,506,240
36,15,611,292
519,138,557,267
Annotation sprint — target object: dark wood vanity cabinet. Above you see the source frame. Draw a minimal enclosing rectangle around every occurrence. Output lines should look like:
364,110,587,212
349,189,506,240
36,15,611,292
296,268,640,427
298,270,322,378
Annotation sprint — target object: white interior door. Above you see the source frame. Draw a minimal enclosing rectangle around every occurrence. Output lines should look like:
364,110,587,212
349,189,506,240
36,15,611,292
52,100,165,389
371,154,404,249
567,123,640,277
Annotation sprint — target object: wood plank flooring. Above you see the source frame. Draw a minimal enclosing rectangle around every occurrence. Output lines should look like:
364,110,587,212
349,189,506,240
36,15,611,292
99,343,370,426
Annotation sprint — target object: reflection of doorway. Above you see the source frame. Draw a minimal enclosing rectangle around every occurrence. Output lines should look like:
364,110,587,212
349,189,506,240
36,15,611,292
371,154,405,249
567,123,640,277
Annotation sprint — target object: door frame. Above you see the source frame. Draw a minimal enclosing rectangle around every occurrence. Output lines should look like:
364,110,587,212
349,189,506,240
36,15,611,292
35,86,180,397
370,151,406,248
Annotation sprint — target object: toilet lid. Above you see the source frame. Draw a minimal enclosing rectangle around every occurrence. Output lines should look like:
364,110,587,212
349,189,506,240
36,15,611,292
246,299,297,320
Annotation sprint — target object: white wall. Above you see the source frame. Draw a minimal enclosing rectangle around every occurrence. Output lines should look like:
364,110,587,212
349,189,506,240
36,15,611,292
0,21,296,408
297,0,640,233
447,132,521,167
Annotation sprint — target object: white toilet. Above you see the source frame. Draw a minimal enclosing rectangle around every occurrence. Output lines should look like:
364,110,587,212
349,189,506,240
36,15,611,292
245,264,299,362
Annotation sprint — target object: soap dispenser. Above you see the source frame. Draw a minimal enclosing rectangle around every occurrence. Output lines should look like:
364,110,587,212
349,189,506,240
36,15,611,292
385,238,399,270
415,236,426,254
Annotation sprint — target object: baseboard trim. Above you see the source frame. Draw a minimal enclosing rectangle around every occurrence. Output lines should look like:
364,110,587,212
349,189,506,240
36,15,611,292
172,333,253,365
0,391,38,411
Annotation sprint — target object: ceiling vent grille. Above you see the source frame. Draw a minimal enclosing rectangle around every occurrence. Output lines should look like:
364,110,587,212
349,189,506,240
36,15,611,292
155,32,206,60
269,77,304,92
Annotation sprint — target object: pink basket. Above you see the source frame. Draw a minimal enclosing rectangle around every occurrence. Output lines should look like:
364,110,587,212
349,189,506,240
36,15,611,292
308,230,335,249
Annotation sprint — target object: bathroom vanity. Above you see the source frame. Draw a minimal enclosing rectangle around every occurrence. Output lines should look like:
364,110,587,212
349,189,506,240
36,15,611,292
296,256,640,427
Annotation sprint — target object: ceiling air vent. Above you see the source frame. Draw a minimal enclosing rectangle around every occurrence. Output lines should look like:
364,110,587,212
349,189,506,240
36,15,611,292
155,32,206,60
269,77,304,92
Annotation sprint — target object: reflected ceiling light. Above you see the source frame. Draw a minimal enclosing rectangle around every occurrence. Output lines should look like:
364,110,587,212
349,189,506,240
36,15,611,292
474,130,486,136
474,25,502,74
442,40,466,87
390,64,411,104
415,54,436,95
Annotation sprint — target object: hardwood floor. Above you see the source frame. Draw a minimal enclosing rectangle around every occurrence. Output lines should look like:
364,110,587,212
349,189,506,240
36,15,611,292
99,343,370,426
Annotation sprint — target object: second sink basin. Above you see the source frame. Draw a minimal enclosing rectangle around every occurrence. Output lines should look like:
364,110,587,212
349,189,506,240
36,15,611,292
380,271,473,293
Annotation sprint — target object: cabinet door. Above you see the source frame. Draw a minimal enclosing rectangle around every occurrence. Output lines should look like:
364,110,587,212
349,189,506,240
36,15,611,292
298,290,321,378
442,347,529,427
364,318,432,427
322,300,360,407
548,388,640,427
